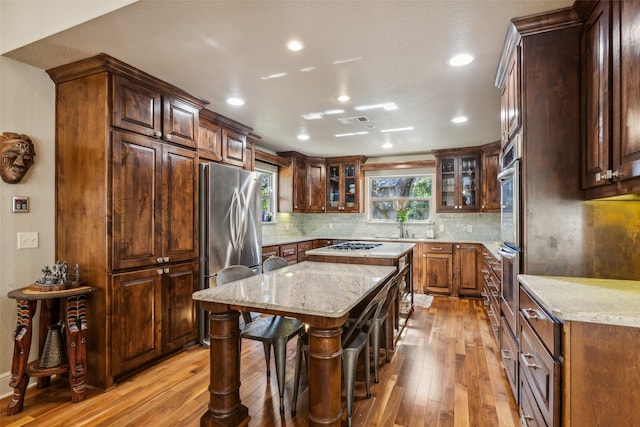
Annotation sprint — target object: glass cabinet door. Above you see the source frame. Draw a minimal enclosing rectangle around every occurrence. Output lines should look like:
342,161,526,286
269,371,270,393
437,152,480,212
327,164,341,211
459,155,478,209
344,164,357,212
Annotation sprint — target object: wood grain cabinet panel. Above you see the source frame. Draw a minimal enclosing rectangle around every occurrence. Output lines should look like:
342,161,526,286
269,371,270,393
454,243,481,297
162,262,197,353
481,141,501,213
305,159,326,213
222,128,246,168
197,120,222,161
418,243,453,295
433,148,481,213
112,268,162,376
113,75,199,148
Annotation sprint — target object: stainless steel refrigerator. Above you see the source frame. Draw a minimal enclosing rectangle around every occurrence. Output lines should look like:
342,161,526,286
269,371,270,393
198,162,262,344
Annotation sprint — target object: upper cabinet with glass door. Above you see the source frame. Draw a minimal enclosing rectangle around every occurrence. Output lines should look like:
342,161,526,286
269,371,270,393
326,156,366,213
434,148,481,213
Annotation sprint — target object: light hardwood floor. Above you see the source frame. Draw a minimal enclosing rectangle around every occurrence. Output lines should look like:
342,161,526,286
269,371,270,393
1,296,520,426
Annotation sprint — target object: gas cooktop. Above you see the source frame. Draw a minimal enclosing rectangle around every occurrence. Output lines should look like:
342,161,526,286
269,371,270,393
326,242,382,251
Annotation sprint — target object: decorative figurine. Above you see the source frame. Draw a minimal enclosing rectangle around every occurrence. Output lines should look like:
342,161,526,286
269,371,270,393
31,261,80,291
0,132,36,184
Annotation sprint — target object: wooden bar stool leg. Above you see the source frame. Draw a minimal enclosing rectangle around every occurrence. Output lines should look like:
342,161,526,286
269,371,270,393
7,299,37,415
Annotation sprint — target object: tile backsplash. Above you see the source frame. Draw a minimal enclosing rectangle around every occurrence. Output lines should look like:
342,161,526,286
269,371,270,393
262,212,500,242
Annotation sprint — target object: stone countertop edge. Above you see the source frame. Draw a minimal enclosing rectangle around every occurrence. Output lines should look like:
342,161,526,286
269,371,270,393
518,274,640,329
262,237,503,259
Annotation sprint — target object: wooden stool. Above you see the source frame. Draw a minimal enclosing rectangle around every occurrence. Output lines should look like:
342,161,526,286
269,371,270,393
6,285,93,415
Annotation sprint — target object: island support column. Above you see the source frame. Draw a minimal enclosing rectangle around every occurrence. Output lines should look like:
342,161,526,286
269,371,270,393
200,304,249,427
307,326,343,426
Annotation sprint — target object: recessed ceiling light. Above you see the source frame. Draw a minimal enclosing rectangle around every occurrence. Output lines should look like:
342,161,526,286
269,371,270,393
260,72,288,80
300,67,316,72
302,112,323,120
449,54,474,67
382,142,393,149
337,95,351,103
354,102,398,111
297,134,310,141
324,109,345,115
451,116,468,123
226,97,245,106
380,126,414,133
287,40,304,51
335,131,369,138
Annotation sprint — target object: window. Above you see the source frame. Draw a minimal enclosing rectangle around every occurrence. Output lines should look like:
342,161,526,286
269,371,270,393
255,162,277,223
367,173,434,222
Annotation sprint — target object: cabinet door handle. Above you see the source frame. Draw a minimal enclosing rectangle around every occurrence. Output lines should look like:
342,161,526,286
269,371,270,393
521,352,540,369
522,308,539,320
163,256,170,262
500,349,512,360
165,134,172,140
520,414,534,426
163,268,170,274
154,131,162,138
157,269,164,275
157,257,164,263
431,247,443,251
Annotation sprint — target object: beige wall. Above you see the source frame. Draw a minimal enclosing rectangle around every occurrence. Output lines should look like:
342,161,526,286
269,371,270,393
0,56,56,397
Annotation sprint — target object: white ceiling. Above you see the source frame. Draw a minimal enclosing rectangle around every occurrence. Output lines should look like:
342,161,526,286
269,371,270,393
5,0,573,158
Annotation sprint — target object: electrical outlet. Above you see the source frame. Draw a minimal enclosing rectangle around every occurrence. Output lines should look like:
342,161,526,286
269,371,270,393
285,223,290,231
439,224,445,233
329,223,333,230
18,232,38,249
467,224,473,233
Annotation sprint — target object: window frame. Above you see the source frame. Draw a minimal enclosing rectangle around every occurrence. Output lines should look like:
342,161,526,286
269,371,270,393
365,168,435,223
255,161,278,224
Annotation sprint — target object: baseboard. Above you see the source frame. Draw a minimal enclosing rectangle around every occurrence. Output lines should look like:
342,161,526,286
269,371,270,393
0,370,37,400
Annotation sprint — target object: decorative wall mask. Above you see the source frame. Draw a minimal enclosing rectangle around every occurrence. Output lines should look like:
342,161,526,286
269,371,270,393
0,132,36,183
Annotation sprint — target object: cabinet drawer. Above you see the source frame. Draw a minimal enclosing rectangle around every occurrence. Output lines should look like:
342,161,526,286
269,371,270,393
519,315,560,427
519,286,561,356
423,243,453,253
262,245,280,263
519,368,546,427
297,241,313,251
280,243,297,262
313,239,333,248
499,316,518,400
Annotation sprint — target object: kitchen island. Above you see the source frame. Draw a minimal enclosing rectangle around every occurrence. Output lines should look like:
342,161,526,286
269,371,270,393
517,275,640,426
307,241,415,345
192,261,397,427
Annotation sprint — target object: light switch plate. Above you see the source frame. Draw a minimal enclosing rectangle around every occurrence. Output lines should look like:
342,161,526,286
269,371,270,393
18,232,38,249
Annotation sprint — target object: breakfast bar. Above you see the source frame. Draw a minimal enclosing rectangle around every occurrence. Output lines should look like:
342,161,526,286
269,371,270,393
192,261,397,426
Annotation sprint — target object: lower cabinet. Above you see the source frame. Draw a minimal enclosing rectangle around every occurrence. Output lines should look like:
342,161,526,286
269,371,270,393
297,240,313,262
261,245,280,263
280,243,298,264
111,262,197,378
500,316,519,401
418,243,453,295
454,243,482,297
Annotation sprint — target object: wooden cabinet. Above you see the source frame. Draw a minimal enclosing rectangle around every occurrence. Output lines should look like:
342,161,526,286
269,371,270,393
112,131,197,270
500,44,521,146
481,141,501,213
480,248,501,342
198,114,222,161
47,54,206,389
261,245,280,263
111,268,162,377
313,239,333,248
305,158,326,213
326,156,365,213
297,241,314,263
518,286,562,427
113,75,199,148
280,243,298,264
162,262,198,353
222,127,246,168
454,243,481,297
433,148,481,213
417,243,453,295
278,152,308,213
582,0,640,198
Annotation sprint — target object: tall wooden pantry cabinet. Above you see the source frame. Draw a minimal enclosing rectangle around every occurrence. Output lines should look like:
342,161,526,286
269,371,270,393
47,54,206,389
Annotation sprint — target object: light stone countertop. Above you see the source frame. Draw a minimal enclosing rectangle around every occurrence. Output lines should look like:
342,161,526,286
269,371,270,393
305,241,415,259
262,237,502,259
193,261,397,318
518,274,640,328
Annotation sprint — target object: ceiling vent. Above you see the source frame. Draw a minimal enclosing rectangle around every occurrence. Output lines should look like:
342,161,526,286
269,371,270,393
338,116,370,125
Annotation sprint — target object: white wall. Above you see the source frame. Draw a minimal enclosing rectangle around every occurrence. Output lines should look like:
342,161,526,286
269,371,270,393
0,56,56,398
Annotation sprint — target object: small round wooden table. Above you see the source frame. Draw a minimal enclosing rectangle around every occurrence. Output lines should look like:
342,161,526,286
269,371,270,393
6,285,93,416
